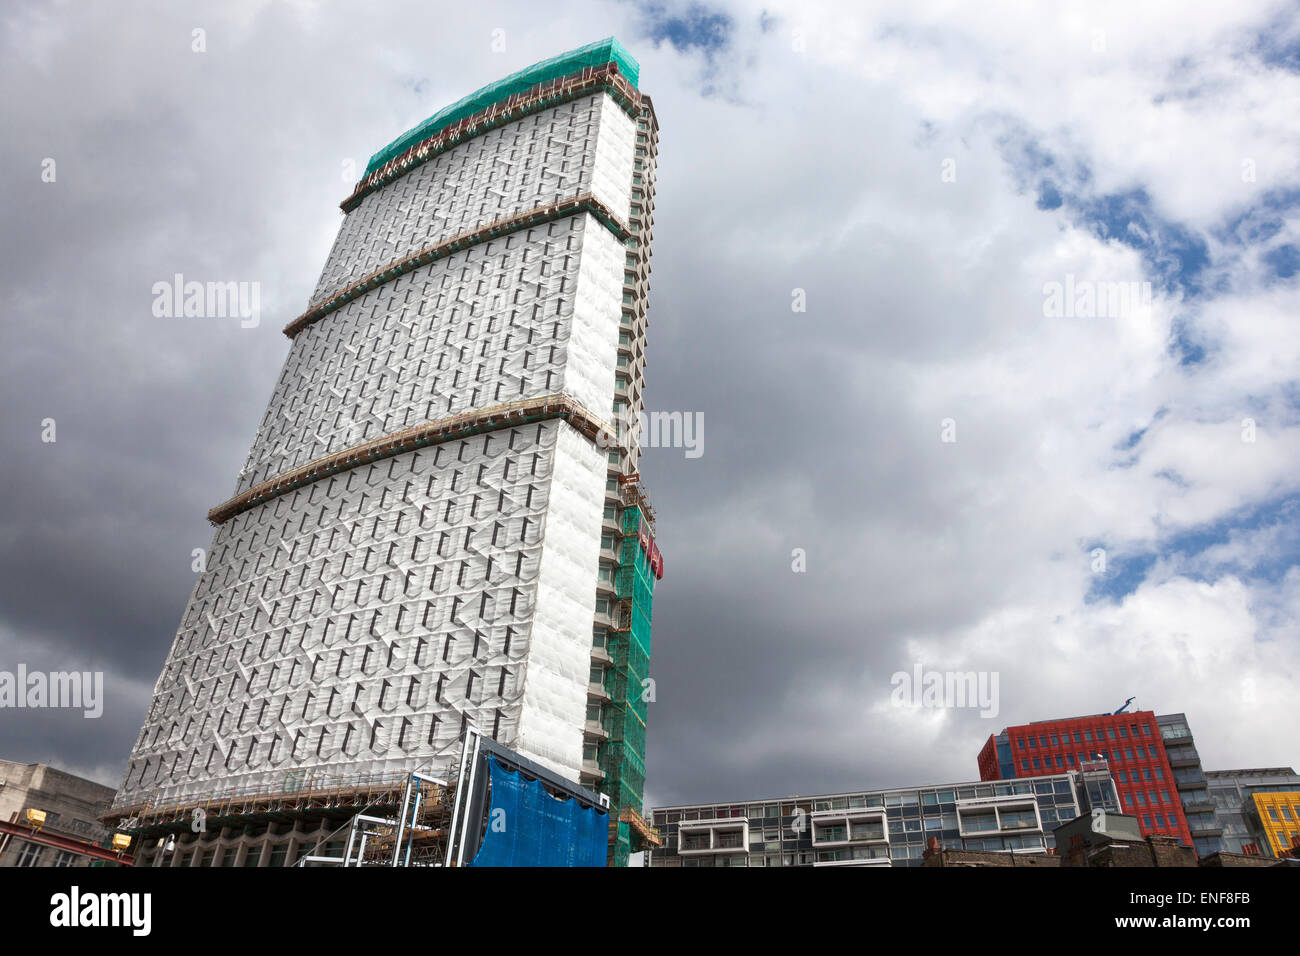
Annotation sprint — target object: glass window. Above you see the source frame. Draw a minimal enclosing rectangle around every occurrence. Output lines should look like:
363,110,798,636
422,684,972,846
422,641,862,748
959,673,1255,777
1000,809,1038,830
16,842,43,867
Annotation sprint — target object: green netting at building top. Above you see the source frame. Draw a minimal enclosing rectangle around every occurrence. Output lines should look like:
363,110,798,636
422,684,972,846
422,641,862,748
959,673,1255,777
365,37,640,176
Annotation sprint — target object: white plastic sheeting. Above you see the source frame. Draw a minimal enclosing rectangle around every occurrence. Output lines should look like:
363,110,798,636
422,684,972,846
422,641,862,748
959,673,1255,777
115,89,642,810
514,423,607,778
236,215,601,495
117,421,592,807
310,93,625,306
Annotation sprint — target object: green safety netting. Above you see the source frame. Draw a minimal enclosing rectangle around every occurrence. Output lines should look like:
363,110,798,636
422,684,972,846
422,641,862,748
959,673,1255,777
365,37,640,176
599,499,658,863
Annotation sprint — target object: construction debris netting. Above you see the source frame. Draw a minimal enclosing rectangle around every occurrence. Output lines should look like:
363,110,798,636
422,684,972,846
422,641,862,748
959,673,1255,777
603,499,657,865
364,37,640,176
470,757,607,866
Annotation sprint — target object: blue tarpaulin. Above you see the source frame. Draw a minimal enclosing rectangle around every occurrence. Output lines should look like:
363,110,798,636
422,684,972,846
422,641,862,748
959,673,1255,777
469,756,608,867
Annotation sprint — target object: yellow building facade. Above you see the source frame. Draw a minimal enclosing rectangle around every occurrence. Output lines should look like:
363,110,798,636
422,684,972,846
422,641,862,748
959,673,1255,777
1251,791,1300,857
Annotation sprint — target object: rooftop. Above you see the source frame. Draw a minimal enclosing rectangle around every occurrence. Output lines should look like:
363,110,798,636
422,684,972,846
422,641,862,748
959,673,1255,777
364,37,640,176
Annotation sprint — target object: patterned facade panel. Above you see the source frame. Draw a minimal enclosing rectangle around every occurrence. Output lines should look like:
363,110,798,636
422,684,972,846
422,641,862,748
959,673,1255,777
117,420,600,809
310,93,628,306
234,213,614,495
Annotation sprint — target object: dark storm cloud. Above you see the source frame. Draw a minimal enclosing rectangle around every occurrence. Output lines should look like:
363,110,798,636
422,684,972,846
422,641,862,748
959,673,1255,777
2,0,1297,805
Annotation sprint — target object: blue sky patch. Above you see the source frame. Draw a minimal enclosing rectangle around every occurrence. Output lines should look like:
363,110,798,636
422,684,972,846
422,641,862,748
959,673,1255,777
1086,492,1300,602
639,1,732,55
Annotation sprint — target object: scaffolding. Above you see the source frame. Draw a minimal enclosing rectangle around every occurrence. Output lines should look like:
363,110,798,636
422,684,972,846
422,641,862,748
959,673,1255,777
601,475,662,864
207,393,614,525
350,40,642,209
297,771,454,867
106,768,426,833
287,192,633,339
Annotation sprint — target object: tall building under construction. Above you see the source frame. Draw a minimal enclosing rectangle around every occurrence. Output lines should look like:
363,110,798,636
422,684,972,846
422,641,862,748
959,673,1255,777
109,38,662,866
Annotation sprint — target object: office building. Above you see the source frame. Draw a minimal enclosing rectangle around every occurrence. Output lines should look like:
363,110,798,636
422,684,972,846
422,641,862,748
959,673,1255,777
978,709,1193,847
108,38,662,866
1155,712,1223,856
0,759,119,867
649,770,1120,867
1207,768,1300,857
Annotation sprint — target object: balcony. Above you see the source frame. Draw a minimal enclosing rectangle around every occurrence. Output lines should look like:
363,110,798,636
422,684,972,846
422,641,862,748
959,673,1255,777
956,796,1042,836
809,809,889,848
677,818,750,856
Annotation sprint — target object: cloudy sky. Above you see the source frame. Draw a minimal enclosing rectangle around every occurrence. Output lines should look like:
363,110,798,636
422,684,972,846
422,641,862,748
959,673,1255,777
1,0,1297,809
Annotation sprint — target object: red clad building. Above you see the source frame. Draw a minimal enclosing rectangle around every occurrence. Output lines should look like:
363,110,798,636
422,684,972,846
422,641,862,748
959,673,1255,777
978,710,1193,847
